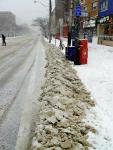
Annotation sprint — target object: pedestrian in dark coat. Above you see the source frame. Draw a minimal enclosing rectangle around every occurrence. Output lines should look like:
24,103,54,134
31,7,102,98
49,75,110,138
68,32,71,46
1,34,6,46
59,39,64,50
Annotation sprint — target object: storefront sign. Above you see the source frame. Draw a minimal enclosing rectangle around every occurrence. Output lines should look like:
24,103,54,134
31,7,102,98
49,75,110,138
97,16,113,24
74,5,81,17
98,16,109,24
83,20,96,28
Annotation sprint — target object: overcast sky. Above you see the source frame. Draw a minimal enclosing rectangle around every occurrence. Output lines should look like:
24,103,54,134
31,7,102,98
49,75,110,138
0,0,55,25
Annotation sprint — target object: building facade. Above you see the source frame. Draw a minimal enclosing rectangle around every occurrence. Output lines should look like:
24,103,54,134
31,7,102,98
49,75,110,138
99,0,113,16
0,11,16,36
55,0,69,38
54,0,100,40
86,0,98,17
97,0,113,46
82,0,99,42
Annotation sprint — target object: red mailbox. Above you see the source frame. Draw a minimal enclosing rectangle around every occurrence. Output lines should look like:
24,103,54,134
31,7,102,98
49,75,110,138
80,39,88,64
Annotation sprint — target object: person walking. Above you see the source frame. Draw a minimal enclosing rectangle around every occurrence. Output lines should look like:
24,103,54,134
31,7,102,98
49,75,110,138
1,34,6,46
59,39,64,50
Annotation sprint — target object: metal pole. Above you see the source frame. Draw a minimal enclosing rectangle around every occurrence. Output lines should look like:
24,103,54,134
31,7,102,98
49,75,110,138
75,0,80,38
69,0,73,32
49,0,52,43
73,0,81,65
67,0,73,46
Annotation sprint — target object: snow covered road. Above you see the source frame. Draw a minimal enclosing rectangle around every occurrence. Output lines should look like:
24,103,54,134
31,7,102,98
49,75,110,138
0,34,46,150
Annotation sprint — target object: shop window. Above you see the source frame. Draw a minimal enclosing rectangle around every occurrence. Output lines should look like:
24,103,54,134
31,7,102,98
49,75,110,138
92,2,98,10
93,28,97,36
101,0,108,12
111,25,113,35
84,6,87,12
80,0,85,4
104,24,109,35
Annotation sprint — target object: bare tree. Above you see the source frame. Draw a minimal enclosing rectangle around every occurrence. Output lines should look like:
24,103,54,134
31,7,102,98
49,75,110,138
32,17,48,37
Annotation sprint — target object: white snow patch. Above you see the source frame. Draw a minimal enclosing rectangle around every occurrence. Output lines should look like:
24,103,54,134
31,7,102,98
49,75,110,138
73,43,113,150
49,37,113,150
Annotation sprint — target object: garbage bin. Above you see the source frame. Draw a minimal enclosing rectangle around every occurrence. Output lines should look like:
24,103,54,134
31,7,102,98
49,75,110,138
65,46,75,61
79,39,88,64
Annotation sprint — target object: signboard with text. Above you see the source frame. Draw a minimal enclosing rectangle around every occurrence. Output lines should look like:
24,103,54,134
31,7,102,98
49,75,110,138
97,16,113,24
74,5,81,17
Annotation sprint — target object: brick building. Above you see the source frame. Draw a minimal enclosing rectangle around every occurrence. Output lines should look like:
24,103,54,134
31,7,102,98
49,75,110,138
54,0,99,39
82,0,99,41
97,0,113,46
85,0,98,17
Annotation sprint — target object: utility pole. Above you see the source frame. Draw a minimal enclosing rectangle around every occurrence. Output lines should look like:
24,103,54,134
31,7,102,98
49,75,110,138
69,0,73,32
49,0,52,43
67,0,73,46
75,0,80,38
74,0,81,65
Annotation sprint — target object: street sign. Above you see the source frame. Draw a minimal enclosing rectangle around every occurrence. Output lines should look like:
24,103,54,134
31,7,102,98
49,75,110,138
74,5,81,17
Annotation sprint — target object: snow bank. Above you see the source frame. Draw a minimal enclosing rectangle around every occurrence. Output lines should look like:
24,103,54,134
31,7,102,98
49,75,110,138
30,42,95,150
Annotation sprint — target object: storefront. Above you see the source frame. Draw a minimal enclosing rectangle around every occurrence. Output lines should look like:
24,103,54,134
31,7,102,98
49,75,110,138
98,0,113,46
83,19,97,42
97,15,113,46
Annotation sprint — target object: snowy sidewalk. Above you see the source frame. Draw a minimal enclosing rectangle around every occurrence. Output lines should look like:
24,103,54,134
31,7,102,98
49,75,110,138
74,43,113,150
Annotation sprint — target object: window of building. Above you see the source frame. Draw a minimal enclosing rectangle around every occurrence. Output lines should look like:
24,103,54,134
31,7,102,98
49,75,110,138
84,6,87,12
101,0,108,12
111,25,113,35
92,2,98,10
80,0,85,4
104,24,109,35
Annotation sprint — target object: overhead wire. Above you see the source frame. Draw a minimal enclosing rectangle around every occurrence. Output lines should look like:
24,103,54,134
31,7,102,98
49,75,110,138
34,0,49,8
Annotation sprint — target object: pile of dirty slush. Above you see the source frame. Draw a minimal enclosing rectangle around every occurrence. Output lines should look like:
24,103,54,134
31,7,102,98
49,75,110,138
31,43,95,150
